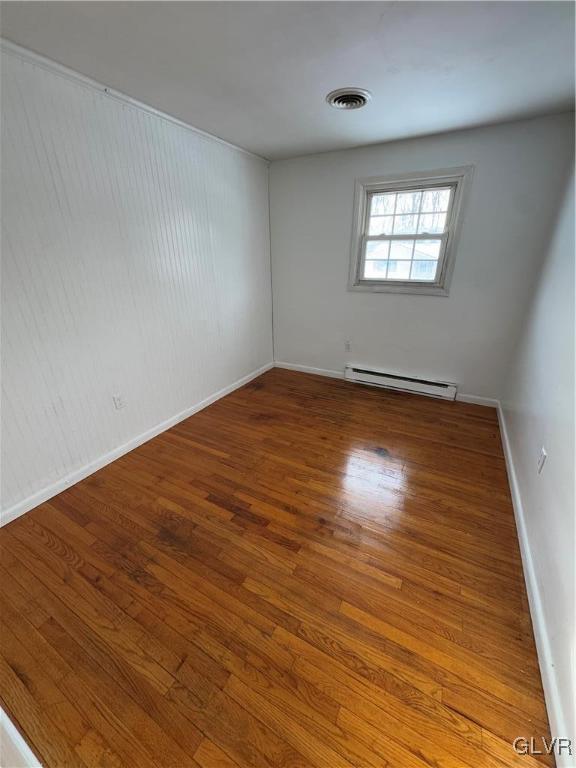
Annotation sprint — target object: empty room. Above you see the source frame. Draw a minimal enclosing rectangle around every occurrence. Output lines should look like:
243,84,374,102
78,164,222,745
0,1,574,766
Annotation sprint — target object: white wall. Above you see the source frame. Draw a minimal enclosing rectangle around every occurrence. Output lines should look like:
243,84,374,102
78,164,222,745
1,46,273,520
270,113,574,399
500,171,575,757
1,708,41,767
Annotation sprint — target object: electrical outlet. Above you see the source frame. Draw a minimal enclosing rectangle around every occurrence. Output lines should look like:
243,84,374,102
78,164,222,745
112,394,126,410
537,447,547,474
345,340,352,352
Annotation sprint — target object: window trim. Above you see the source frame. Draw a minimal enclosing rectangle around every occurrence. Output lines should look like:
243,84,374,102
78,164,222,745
348,166,473,296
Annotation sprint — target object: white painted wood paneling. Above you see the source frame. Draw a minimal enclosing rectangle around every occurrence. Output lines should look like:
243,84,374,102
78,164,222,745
1,47,273,519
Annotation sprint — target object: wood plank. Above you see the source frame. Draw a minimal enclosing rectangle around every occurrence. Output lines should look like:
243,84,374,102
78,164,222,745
0,369,551,767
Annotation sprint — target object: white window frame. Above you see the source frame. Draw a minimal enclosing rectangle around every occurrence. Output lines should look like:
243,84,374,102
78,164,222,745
348,166,473,296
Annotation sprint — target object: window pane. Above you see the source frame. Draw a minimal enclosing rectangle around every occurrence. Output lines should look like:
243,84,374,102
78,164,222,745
396,191,422,214
370,193,395,216
387,260,411,280
393,214,418,235
364,260,388,279
365,241,390,259
357,179,460,289
410,260,438,281
413,239,441,260
389,240,414,260
368,216,393,236
418,212,447,234
421,188,451,212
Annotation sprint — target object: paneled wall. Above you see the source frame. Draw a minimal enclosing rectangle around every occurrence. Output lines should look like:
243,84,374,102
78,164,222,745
1,47,273,519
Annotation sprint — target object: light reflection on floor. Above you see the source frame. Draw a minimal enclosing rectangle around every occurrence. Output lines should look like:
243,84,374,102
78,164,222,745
340,446,407,524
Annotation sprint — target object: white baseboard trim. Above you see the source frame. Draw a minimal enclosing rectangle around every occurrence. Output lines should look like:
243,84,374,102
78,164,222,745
455,392,499,408
274,361,344,379
0,362,273,528
497,403,570,762
274,362,498,407
0,708,41,767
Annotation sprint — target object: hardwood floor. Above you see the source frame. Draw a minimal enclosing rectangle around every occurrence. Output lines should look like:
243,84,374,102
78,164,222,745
0,368,550,768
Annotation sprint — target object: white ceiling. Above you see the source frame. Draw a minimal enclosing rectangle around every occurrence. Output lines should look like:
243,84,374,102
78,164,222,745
1,1,574,159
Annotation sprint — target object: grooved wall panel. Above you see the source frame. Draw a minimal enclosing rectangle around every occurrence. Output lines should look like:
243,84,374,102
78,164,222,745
1,49,272,516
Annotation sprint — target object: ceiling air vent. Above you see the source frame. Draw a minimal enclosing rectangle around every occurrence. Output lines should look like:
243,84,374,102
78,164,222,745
326,88,372,110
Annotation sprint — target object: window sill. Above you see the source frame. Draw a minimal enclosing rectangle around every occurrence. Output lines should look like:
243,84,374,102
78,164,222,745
348,280,450,296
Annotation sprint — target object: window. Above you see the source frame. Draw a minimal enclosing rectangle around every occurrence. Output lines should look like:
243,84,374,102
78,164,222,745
349,167,472,295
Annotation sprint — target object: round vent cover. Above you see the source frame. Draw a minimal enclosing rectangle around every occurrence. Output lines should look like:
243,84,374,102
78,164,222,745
326,88,372,110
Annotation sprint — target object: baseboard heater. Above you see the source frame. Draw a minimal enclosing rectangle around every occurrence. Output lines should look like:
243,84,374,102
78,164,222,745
344,365,458,401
